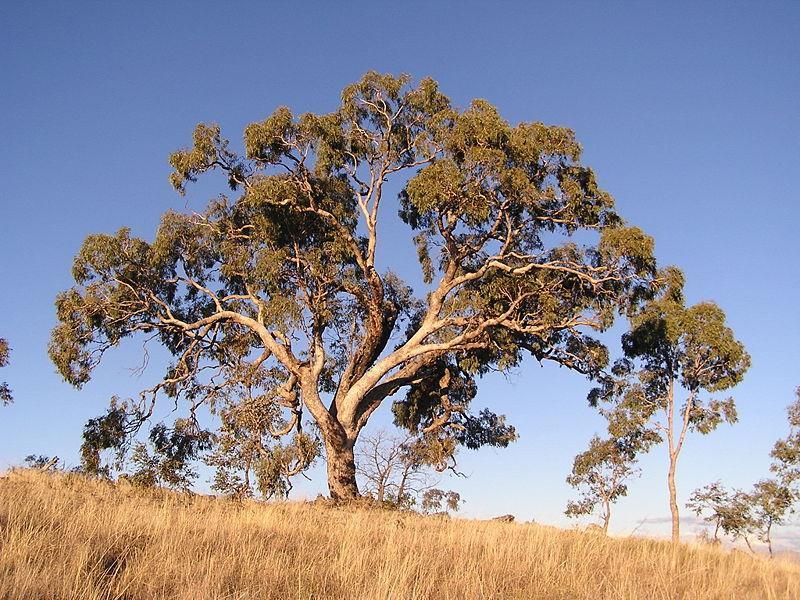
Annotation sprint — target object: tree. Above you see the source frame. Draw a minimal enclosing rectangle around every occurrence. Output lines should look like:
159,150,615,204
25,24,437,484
124,420,213,491
689,389,800,555
50,72,659,500
355,430,460,508
420,488,462,515
592,270,750,542
356,430,415,505
23,454,60,470
743,388,800,556
0,337,12,405
686,481,749,545
747,479,794,557
769,387,800,486
565,434,645,534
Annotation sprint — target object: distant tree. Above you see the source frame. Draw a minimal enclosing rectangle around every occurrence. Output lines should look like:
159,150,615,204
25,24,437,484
49,72,659,500
124,420,213,491
742,389,800,556
0,337,12,405
23,454,59,470
747,479,794,557
690,389,800,556
592,269,750,542
356,430,414,504
686,481,750,545
769,388,800,486
420,488,462,514
356,430,461,510
565,434,647,534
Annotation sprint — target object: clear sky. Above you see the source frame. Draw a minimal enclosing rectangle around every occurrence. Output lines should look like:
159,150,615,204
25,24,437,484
1,2,798,547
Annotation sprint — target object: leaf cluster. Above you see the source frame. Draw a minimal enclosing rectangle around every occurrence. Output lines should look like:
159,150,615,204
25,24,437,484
565,434,643,524
125,420,213,491
590,270,749,441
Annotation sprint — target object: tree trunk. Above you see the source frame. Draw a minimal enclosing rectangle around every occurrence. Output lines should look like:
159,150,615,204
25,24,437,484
325,435,359,501
396,464,412,506
668,455,680,543
767,523,773,558
602,502,611,535
376,478,386,503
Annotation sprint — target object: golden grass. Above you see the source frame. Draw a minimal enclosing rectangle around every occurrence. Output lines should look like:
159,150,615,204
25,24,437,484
1,469,798,599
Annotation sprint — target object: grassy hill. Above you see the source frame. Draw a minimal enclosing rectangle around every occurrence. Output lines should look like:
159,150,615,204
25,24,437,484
1,469,798,599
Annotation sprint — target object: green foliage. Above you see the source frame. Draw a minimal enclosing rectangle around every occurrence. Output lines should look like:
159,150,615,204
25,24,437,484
23,455,59,470
686,482,753,543
205,378,322,500
565,435,643,530
591,270,749,443
420,488,462,514
125,420,213,491
125,444,160,488
80,400,132,477
0,337,11,405
253,433,321,500
770,388,800,485
391,362,517,470
50,72,661,497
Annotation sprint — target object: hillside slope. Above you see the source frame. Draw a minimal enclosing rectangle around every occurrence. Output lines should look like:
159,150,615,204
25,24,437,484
1,469,798,599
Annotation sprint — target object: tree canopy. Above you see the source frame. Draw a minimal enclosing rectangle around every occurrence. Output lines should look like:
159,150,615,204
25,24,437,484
50,72,660,499
565,434,644,533
592,269,750,541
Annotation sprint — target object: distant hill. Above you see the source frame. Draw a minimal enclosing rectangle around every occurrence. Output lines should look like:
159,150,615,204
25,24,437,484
2,469,799,599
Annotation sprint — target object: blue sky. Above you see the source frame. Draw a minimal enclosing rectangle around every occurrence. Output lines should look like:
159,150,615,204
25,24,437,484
1,2,798,545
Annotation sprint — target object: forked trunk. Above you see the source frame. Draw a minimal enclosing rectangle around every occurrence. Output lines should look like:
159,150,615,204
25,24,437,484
325,436,359,501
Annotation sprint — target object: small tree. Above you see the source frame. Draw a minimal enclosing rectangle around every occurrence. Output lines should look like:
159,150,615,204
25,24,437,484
592,269,750,542
356,430,461,510
420,488,462,514
690,389,800,555
0,337,12,405
743,388,800,556
565,434,644,533
356,430,415,504
770,387,800,486
747,479,794,557
687,481,746,544
125,420,213,491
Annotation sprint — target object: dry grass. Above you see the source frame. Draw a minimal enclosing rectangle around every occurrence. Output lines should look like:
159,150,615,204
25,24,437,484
1,469,798,599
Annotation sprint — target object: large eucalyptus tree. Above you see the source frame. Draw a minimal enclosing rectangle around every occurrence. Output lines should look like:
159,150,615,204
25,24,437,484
50,73,658,499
